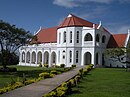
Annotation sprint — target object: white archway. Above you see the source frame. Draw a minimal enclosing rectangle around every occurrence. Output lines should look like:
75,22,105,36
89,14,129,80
51,52,56,65
44,51,49,64
37,51,42,64
22,52,25,62
26,51,30,63
32,51,36,64
84,52,92,65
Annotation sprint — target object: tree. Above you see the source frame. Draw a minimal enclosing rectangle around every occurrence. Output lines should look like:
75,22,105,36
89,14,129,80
105,47,130,70
0,20,33,69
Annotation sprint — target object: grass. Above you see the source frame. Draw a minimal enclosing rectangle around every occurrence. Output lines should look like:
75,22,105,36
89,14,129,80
0,65,65,88
68,68,130,97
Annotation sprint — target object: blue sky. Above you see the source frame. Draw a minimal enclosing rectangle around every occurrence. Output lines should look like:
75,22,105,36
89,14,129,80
0,0,130,34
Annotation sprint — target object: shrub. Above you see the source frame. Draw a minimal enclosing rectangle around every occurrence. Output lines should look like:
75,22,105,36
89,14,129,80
39,72,50,78
50,74,56,78
56,89,66,97
44,64,48,68
83,69,88,75
60,64,65,68
0,88,7,94
71,64,76,68
55,65,60,68
69,79,76,87
39,63,42,67
50,70,57,75
24,79,36,85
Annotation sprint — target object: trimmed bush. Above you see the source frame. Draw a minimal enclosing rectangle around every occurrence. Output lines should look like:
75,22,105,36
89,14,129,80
71,64,76,68
60,64,65,68
24,79,36,85
39,72,50,78
39,63,42,67
44,64,48,68
50,70,57,75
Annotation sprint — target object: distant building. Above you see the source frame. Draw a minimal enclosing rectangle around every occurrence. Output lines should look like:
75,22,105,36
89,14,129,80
19,14,130,67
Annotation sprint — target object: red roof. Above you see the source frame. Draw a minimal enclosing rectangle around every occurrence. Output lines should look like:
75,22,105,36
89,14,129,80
107,34,127,48
34,26,58,43
59,14,94,28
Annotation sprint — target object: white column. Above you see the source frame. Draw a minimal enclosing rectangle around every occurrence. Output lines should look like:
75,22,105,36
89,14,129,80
25,51,27,66
30,50,32,66
36,49,38,66
19,52,22,65
48,49,51,67
42,48,44,66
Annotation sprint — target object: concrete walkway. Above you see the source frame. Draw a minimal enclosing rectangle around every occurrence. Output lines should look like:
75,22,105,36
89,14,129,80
0,66,85,97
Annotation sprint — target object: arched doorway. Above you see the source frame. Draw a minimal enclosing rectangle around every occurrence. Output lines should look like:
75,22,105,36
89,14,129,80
96,53,99,65
96,34,100,42
37,51,42,64
44,51,49,64
32,51,36,64
84,52,91,65
102,53,105,65
22,52,25,62
26,51,30,63
51,52,56,65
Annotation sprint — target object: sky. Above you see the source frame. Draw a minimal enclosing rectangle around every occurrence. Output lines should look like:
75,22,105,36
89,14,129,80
0,0,130,34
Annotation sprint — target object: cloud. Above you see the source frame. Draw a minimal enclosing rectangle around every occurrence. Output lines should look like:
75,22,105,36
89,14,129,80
53,0,130,8
53,0,80,8
53,0,113,8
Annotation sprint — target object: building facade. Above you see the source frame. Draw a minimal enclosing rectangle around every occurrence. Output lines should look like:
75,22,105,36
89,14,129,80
19,14,130,67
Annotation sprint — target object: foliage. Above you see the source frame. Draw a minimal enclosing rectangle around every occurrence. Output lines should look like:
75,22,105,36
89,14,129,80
44,64,48,68
71,64,76,68
0,20,32,68
105,48,126,63
60,64,65,68
39,63,42,67
50,70,58,75
39,72,51,78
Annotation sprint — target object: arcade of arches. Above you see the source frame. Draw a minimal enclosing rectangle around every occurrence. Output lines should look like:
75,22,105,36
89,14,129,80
21,51,57,66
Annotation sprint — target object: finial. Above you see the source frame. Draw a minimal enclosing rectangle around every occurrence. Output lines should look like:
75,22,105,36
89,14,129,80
99,21,102,25
68,14,72,18
93,24,95,28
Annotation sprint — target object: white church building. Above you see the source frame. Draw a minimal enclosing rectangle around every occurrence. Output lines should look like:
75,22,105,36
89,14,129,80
19,14,130,68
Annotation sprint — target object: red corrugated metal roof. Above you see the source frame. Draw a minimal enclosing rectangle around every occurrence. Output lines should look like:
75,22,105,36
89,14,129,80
107,34,127,48
59,14,94,28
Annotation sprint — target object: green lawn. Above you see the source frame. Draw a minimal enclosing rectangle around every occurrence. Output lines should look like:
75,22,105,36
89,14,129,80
68,68,130,97
0,65,65,88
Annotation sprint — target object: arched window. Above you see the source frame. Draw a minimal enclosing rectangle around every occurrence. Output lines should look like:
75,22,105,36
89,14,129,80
84,33,93,41
63,31,66,43
62,50,65,59
70,31,72,43
69,51,72,63
59,33,61,44
102,35,106,43
96,34,100,42
76,31,79,43
76,51,79,63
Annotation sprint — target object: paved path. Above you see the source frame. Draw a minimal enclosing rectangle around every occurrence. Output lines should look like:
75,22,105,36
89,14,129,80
0,66,85,97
